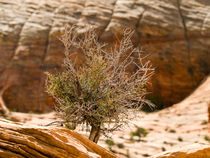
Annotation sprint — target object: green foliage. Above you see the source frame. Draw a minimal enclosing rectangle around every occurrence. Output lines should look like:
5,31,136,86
45,26,153,143
105,139,115,146
130,126,148,141
131,126,148,137
117,143,125,149
204,136,210,143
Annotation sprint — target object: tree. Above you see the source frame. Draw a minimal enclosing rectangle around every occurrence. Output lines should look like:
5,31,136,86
45,26,154,143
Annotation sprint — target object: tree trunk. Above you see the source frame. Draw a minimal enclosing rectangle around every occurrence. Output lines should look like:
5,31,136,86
89,125,101,143
0,96,9,116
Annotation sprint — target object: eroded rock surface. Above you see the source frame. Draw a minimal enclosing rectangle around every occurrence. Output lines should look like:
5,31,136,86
152,143,210,158
208,102,210,122
0,0,210,112
1,77,209,158
98,75,210,158
0,119,117,158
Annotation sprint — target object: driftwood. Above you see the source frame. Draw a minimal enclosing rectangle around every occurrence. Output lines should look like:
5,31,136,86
0,119,117,158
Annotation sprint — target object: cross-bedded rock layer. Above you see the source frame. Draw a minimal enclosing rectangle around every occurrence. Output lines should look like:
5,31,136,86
0,119,117,158
0,0,210,112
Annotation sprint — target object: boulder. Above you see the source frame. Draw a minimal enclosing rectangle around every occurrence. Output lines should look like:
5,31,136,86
0,119,117,158
0,0,210,112
152,143,210,158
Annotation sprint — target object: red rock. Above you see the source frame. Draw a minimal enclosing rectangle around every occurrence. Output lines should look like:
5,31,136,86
0,0,210,112
152,143,210,158
0,119,118,158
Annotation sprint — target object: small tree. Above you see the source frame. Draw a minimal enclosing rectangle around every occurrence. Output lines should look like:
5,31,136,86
45,26,153,143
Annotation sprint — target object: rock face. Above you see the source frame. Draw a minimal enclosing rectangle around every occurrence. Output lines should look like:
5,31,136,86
97,75,210,158
152,143,210,158
208,102,210,122
0,119,117,158
0,0,210,112
0,77,209,158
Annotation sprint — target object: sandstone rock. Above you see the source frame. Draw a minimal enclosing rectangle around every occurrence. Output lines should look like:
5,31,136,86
0,0,210,112
97,75,210,158
0,119,117,158
152,143,210,158
208,102,210,122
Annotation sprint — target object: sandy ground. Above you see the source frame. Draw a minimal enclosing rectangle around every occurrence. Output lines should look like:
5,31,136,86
4,76,210,158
